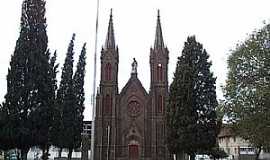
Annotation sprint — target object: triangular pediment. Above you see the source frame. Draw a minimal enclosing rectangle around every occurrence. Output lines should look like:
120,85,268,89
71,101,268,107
120,74,148,97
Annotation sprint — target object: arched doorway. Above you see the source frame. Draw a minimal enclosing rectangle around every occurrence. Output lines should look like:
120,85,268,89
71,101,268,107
129,140,139,160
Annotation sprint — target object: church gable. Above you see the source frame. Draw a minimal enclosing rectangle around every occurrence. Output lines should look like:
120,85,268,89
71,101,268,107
120,75,148,97
116,74,149,150
118,74,148,120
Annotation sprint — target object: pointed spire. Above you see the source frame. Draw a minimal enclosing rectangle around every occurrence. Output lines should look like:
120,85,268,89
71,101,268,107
105,9,115,49
154,10,165,49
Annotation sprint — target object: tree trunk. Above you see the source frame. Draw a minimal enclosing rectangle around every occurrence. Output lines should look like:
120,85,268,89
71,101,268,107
42,147,46,160
68,148,73,160
176,151,185,160
16,150,21,160
190,153,195,160
58,148,62,158
21,148,29,160
41,145,49,160
45,145,50,159
255,146,262,160
17,154,21,160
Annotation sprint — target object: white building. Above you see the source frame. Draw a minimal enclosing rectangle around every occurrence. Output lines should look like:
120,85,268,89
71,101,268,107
218,125,270,160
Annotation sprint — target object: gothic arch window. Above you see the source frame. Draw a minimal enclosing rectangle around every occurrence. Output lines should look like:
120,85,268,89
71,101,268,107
157,95,163,113
157,64,163,81
103,94,112,114
105,63,112,81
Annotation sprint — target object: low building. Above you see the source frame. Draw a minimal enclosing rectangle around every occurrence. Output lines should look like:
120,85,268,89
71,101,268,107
82,120,92,135
81,121,92,160
218,125,270,160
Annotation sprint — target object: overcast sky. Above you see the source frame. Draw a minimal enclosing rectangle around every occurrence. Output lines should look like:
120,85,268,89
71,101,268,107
0,0,270,120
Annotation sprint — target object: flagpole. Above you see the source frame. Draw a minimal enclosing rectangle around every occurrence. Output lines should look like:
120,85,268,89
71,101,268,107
107,125,110,160
91,0,100,159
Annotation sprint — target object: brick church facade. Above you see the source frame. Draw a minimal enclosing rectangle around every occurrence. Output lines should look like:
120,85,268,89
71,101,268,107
94,10,171,160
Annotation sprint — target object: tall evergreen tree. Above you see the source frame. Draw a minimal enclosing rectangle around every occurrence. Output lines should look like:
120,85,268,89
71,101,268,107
1,0,51,159
167,36,219,160
53,34,76,159
72,43,87,155
38,50,58,160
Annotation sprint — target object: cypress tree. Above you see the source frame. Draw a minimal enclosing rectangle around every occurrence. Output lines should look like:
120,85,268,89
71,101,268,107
38,50,58,160
192,38,218,154
2,0,51,159
167,36,218,160
167,53,197,160
72,43,87,153
53,34,76,159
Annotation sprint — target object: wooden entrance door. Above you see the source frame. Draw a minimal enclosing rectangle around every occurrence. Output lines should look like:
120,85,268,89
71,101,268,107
129,144,139,160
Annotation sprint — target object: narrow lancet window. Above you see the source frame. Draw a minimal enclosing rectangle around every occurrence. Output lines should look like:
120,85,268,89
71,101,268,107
105,63,112,81
157,64,163,81
157,95,163,113
103,94,112,114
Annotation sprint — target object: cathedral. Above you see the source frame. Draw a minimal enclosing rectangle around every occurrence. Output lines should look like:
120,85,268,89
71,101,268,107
94,10,171,160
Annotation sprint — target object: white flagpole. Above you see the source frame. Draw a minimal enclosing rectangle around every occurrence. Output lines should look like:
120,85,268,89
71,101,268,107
107,125,110,160
91,0,100,159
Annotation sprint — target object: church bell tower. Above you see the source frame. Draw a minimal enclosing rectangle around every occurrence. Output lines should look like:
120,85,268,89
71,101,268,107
95,9,119,160
149,10,170,160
